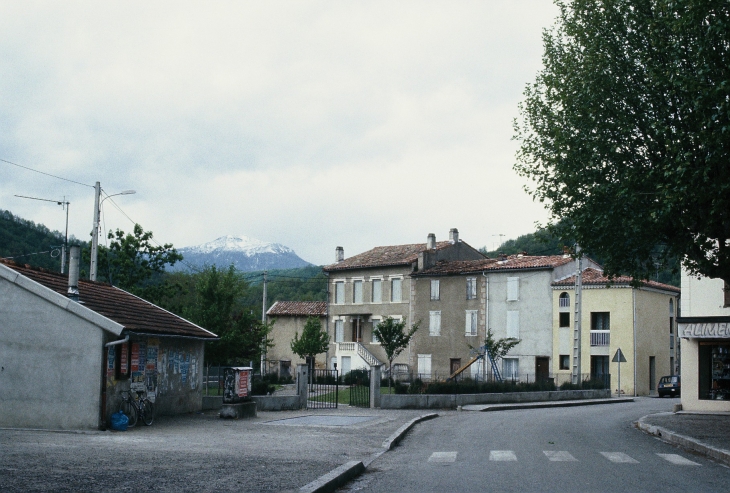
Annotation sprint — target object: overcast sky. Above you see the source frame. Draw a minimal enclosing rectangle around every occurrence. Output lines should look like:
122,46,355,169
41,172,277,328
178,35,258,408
0,1,559,266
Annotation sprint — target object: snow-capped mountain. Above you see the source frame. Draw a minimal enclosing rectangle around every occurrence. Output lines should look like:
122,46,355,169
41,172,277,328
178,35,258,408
173,235,312,272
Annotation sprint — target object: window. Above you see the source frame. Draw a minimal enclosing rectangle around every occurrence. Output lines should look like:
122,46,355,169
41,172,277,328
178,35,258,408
507,277,519,301
372,279,382,303
417,354,432,379
559,292,570,308
559,354,570,370
371,318,381,343
559,312,570,328
591,312,610,331
353,280,363,304
430,279,440,301
335,281,345,305
465,310,478,336
391,278,402,302
429,311,441,336
699,343,730,400
669,298,674,315
335,320,344,342
507,310,520,339
726,282,730,307
503,358,519,380
466,277,477,300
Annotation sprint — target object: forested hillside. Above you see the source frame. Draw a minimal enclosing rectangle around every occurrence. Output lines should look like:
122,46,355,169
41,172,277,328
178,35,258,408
0,209,84,272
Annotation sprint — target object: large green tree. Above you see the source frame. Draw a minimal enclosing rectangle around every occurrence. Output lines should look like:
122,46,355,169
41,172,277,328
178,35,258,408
290,317,330,368
514,0,730,283
185,265,272,366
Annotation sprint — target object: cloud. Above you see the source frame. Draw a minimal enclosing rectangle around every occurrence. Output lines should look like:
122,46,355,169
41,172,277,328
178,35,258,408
0,1,557,265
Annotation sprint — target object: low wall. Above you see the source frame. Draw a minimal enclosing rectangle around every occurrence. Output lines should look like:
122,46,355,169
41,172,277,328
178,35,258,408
251,395,304,411
202,396,223,410
381,389,610,409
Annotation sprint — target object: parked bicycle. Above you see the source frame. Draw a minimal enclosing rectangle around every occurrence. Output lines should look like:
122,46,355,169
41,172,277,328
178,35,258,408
119,390,155,427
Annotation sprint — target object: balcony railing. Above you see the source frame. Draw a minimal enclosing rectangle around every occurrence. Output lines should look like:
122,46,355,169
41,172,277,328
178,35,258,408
590,330,610,346
338,342,355,352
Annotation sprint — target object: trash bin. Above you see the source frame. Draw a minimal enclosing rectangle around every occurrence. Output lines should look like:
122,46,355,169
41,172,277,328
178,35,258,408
223,367,253,403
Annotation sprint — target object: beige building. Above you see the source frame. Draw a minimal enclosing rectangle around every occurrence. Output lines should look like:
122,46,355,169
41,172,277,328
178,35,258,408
265,301,327,378
552,269,679,396
322,229,484,376
678,270,730,411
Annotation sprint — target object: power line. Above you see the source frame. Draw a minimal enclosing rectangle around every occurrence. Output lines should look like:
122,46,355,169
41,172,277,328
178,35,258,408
1,249,58,261
1,158,94,188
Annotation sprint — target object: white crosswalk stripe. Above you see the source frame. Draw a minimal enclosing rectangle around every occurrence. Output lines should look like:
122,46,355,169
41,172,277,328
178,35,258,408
428,451,457,463
600,452,639,463
657,454,701,466
489,450,517,461
543,451,578,462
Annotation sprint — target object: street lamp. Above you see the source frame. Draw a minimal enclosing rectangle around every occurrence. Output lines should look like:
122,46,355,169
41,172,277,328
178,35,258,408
90,182,136,281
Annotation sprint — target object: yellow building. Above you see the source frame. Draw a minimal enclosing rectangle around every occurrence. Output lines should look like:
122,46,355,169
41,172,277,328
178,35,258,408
552,269,679,396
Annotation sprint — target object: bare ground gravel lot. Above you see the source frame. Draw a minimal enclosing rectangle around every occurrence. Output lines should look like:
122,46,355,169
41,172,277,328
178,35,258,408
0,408,429,492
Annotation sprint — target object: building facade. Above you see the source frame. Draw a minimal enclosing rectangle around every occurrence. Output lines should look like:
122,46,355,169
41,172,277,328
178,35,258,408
552,269,679,396
265,301,328,378
678,270,730,411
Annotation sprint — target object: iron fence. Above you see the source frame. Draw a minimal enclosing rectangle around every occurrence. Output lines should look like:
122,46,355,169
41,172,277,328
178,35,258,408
308,369,339,409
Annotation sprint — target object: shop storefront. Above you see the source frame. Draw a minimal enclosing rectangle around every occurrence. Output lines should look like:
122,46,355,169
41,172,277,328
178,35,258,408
678,317,730,411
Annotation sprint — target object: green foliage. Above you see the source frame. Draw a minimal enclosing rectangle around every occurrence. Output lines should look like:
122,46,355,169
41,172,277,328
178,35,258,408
482,328,520,365
515,0,730,283
373,317,420,384
290,317,330,360
0,209,83,271
183,265,273,366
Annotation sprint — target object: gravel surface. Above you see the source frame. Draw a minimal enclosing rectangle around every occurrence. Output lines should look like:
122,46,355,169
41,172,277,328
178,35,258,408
0,408,432,492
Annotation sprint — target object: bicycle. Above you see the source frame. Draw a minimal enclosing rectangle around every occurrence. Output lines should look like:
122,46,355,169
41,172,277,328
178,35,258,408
119,390,155,427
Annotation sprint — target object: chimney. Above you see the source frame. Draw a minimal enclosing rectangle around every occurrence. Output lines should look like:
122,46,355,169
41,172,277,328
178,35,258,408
67,245,80,301
427,233,436,250
449,228,459,243
335,246,344,263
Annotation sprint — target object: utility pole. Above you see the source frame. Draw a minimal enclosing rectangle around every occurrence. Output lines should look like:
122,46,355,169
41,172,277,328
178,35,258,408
14,194,70,273
90,181,101,281
572,244,583,385
261,270,268,375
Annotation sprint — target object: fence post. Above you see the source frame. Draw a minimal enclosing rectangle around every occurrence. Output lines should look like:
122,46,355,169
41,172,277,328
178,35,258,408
370,365,382,408
296,364,309,409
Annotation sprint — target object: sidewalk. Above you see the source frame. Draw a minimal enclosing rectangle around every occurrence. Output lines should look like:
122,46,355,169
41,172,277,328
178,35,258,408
635,410,730,467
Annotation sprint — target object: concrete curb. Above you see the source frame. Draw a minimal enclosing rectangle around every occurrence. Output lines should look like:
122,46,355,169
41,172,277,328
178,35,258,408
462,397,634,412
635,414,730,467
298,413,439,493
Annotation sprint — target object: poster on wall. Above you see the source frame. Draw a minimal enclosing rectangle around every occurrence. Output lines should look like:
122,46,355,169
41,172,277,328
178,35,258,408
120,342,129,375
131,343,140,372
130,342,147,391
180,353,189,383
107,346,115,378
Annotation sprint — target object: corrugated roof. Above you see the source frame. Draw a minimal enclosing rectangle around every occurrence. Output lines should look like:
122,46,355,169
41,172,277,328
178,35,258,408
323,241,452,272
552,268,680,293
1,260,217,339
267,301,327,317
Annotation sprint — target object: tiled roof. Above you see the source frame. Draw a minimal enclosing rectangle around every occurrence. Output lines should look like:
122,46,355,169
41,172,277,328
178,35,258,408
323,241,452,272
553,268,680,293
1,261,217,339
267,301,327,317
414,255,574,276
486,254,574,271
413,258,498,276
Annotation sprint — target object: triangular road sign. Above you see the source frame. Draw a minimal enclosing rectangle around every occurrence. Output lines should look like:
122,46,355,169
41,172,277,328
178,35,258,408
612,348,627,363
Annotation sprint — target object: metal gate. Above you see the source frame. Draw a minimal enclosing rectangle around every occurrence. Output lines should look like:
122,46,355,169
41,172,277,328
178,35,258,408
348,369,370,408
308,369,339,409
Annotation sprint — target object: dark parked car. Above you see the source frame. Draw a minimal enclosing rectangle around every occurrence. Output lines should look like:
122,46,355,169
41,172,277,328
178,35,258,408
657,375,681,397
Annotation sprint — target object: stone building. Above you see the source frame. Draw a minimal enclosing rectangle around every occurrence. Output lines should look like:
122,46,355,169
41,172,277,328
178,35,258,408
265,301,327,378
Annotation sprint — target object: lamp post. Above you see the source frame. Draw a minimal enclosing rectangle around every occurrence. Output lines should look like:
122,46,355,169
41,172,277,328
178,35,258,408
90,182,135,281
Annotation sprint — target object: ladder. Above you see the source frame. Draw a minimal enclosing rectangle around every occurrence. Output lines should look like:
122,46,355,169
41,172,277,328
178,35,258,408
447,345,502,382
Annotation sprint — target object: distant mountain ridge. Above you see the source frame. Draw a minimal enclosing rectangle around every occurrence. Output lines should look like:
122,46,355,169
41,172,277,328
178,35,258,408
174,235,312,272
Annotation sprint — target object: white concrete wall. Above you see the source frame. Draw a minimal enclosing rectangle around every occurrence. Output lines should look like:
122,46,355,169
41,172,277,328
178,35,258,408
0,277,106,430
681,271,729,317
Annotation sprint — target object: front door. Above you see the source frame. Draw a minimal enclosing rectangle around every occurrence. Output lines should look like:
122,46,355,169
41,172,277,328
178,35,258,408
591,356,609,386
450,358,462,377
535,357,549,382
352,318,362,343
341,356,351,377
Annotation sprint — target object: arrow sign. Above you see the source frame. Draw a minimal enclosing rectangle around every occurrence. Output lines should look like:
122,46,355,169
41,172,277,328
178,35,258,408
612,348,627,363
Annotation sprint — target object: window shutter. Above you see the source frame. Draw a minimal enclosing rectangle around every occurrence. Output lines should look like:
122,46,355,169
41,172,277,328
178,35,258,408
507,277,519,301
506,311,519,339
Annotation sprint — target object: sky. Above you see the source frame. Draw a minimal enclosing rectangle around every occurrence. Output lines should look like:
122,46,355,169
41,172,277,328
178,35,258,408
0,1,559,266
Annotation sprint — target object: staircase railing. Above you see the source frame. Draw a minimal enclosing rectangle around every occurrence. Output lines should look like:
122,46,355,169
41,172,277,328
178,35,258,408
356,343,383,367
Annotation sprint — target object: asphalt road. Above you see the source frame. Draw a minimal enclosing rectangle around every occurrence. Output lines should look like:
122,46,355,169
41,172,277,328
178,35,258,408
340,397,730,493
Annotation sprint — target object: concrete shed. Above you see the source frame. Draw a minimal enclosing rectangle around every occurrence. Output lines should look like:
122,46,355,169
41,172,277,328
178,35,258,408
0,260,217,430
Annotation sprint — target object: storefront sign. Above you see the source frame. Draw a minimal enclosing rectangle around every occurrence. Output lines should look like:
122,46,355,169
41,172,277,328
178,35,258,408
679,322,730,338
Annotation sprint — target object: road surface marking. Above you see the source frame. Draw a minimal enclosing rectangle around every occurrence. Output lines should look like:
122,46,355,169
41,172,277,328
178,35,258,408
428,452,457,463
489,450,517,461
543,451,578,462
600,452,639,463
657,454,701,466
